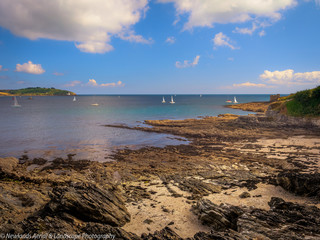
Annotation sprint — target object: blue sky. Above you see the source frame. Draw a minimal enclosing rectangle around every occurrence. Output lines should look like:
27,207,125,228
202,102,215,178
0,0,319,94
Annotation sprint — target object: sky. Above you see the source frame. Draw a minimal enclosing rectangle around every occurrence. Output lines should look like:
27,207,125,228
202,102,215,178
0,0,319,94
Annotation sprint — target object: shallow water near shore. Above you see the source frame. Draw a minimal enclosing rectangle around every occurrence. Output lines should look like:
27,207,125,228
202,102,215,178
0,94,270,161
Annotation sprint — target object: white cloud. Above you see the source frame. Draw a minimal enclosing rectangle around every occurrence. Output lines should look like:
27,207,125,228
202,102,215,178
101,81,124,87
260,69,320,85
233,23,258,35
176,55,200,68
87,79,99,87
15,61,45,74
158,0,297,30
118,30,153,44
165,36,176,44
0,0,149,53
75,42,114,54
0,65,9,71
233,82,268,88
213,32,237,50
259,30,266,37
64,81,81,87
87,79,124,87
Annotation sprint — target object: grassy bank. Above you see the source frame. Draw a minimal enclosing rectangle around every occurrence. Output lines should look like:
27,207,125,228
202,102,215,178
274,86,320,117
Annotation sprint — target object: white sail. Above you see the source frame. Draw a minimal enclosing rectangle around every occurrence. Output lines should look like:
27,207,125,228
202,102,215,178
162,96,166,103
12,96,21,107
73,96,76,101
170,96,175,104
234,97,238,103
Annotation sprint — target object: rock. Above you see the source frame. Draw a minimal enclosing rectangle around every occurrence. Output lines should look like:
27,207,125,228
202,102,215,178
276,172,320,199
82,222,141,240
142,227,183,240
192,199,243,230
193,229,247,240
192,197,320,240
45,182,130,227
0,157,19,174
143,219,153,224
239,192,250,198
237,197,320,240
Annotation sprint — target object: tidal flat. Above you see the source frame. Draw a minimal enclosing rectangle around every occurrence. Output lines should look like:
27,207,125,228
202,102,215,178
1,104,320,239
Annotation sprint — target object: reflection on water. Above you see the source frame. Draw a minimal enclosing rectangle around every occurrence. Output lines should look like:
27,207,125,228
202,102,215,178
0,95,270,161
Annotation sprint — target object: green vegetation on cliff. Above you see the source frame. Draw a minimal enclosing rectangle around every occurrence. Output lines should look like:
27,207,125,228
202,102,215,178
274,86,320,117
0,87,75,96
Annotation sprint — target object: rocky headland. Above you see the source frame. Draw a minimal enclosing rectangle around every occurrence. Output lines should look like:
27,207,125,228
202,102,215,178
1,101,320,239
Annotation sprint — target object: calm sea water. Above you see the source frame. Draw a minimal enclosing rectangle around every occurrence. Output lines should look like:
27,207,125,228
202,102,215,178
0,95,270,161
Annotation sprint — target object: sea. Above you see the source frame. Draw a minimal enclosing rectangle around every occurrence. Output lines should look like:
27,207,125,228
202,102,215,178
0,94,271,161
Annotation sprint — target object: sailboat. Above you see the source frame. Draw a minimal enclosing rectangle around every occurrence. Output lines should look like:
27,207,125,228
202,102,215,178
12,96,21,107
162,96,166,103
170,96,175,104
233,96,238,103
73,96,76,102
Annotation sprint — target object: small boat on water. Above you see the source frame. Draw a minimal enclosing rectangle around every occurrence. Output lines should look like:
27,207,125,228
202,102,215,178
225,100,232,103
91,103,99,106
233,96,238,103
162,96,166,103
73,96,76,102
170,96,175,104
28,96,33,100
12,96,21,107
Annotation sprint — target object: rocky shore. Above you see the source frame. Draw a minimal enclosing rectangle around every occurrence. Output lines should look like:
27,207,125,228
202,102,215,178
1,104,320,239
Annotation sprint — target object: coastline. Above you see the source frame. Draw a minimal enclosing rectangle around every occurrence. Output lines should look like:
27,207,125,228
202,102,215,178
1,103,320,239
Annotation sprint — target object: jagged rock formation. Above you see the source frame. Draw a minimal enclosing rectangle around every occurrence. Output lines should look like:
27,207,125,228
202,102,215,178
277,172,320,199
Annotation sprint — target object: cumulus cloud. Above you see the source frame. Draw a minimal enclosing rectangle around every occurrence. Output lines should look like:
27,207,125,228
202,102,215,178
158,0,296,30
87,79,124,87
0,65,9,71
233,82,268,88
260,69,320,85
213,32,237,50
176,55,200,68
165,36,176,44
0,0,150,53
15,61,45,74
87,79,99,87
64,81,81,87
